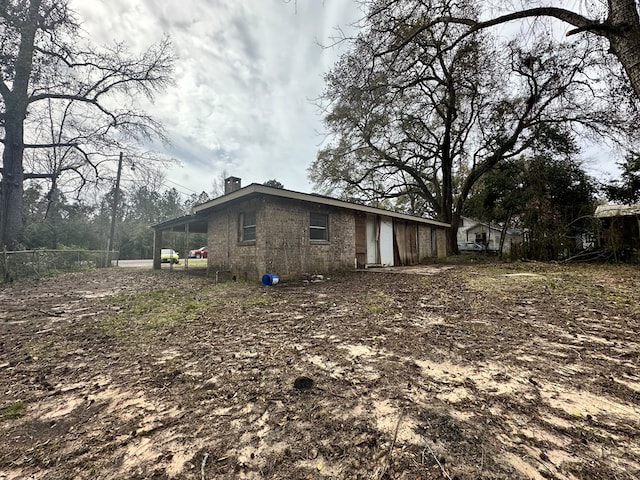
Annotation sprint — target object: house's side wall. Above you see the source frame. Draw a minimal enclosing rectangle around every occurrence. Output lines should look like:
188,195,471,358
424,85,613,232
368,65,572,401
207,196,357,280
261,197,356,276
206,194,448,278
418,224,433,261
417,224,449,259
436,228,447,258
207,197,266,282
457,222,471,243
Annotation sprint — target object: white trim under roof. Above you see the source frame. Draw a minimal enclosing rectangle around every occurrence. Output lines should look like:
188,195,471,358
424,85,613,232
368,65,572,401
193,183,449,228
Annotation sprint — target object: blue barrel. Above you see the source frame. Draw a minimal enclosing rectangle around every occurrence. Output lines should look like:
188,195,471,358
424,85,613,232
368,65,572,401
261,273,280,286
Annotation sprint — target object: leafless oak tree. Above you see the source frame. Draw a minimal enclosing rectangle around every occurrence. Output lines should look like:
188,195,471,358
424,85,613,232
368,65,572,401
0,0,174,248
312,0,633,253
383,0,640,100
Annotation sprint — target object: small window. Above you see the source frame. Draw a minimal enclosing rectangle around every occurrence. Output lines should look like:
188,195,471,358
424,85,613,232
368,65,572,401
475,232,487,245
240,212,256,242
310,212,328,241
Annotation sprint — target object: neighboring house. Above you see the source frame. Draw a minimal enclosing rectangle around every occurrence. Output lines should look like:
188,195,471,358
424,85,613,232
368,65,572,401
594,204,640,256
457,216,523,255
152,178,449,280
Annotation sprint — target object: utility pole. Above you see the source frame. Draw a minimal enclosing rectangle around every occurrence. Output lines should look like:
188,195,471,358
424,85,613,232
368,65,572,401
106,152,123,266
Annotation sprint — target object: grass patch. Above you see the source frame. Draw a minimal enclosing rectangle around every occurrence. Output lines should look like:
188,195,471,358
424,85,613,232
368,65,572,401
184,258,207,266
364,291,392,314
96,280,267,340
1,401,26,420
98,288,209,337
245,294,273,307
23,338,60,362
462,262,640,315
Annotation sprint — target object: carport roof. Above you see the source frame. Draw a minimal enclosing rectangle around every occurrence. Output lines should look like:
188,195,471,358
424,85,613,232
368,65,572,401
153,211,209,233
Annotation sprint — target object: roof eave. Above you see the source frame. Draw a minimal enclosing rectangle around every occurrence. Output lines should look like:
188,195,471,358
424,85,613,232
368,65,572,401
194,183,450,228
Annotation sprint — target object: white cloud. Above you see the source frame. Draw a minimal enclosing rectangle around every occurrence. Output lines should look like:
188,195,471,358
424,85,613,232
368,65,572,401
70,0,362,196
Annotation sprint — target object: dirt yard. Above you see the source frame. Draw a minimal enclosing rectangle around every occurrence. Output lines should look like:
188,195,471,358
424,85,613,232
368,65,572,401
0,262,639,479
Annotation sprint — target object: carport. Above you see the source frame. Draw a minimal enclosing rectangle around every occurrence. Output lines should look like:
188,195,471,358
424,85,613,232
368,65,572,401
152,213,209,270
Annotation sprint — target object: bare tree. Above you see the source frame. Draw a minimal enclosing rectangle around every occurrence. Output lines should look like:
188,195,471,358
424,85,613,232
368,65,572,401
0,0,174,248
382,0,640,100
210,170,229,198
311,0,631,253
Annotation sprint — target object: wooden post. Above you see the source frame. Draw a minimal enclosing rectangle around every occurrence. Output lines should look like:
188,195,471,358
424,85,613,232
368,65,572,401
153,229,162,270
184,223,189,273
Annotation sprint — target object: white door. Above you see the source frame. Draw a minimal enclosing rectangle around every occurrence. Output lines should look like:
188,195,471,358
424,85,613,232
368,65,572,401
379,218,394,266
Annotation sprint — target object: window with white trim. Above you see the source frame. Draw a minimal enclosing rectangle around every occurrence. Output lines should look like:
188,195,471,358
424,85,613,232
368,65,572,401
309,212,328,241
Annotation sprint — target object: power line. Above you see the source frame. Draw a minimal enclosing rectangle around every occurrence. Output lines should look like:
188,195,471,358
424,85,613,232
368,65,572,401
162,178,201,194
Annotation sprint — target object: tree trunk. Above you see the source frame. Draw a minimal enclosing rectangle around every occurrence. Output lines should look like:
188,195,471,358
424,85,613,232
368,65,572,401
0,0,41,248
449,212,460,254
498,210,513,260
440,81,457,254
0,117,26,249
607,0,640,100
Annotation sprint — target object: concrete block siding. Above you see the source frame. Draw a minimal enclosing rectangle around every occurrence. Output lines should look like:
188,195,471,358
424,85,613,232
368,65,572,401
153,182,449,274
262,197,355,277
207,196,357,281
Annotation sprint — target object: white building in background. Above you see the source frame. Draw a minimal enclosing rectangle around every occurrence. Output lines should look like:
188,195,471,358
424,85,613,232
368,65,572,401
457,217,524,255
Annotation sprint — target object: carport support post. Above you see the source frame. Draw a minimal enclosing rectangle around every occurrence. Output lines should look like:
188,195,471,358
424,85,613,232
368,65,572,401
153,229,162,270
184,223,189,272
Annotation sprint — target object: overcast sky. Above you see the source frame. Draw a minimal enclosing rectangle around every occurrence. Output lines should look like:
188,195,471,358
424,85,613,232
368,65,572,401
69,0,620,199
70,0,363,197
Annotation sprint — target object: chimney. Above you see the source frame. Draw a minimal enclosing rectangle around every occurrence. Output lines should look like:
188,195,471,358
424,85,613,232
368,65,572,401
224,176,241,194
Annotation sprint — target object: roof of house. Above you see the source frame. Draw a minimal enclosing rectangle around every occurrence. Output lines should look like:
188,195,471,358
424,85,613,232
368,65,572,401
193,183,450,227
594,204,640,218
153,183,450,232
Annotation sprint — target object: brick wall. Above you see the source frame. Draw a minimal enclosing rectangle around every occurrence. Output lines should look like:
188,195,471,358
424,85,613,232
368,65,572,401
436,228,447,258
206,193,448,280
207,195,357,281
262,197,356,276
207,197,266,281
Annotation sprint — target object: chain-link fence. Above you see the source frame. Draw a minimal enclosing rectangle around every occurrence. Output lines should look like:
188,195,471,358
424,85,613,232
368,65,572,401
1,249,119,283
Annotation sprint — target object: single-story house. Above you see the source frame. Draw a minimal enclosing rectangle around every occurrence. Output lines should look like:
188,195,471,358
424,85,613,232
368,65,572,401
152,177,449,280
457,216,523,255
594,204,640,256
